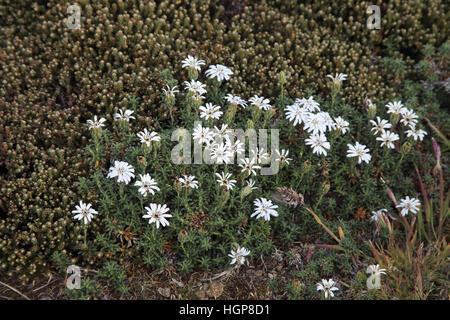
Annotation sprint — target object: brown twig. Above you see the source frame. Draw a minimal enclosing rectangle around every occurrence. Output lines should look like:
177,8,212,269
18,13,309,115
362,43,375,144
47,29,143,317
437,167,444,240
0,280,31,300
32,274,54,292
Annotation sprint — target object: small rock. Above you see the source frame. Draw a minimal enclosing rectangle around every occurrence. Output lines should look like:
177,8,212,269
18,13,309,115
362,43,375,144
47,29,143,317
197,291,207,300
196,286,207,300
157,287,171,298
206,282,224,298
171,278,184,287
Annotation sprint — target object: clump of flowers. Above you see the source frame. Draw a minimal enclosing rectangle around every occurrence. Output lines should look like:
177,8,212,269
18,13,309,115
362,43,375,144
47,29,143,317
64,52,438,300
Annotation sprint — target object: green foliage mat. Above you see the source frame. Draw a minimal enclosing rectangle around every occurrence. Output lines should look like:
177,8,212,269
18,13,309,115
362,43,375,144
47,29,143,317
0,0,448,299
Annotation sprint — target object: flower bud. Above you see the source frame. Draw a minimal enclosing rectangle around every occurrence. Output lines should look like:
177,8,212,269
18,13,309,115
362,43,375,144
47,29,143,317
364,98,376,119
401,141,412,154
137,155,147,168
431,137,441,167
152,140,161,151
188,68,198,80
225,105,237,124
240,185,253,199
278,71,286,86
178,230,188,244
265,107,276,120
390,113,400,126
301,160,313,174
321,181,330,195
368,104,376,119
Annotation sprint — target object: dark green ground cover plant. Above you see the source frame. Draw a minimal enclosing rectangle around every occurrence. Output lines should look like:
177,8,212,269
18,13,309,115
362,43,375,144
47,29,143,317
0,0,448,299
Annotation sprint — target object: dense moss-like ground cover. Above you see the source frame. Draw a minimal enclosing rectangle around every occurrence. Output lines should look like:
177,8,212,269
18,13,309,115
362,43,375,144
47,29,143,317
0,0,448,299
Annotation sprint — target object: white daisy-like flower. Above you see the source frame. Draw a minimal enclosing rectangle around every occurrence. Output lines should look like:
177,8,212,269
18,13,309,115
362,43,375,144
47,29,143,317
210,142,233,164
245,179,258,190
213,124,233,143
72,201,98,224
367,264,387,277
326,73,347,85
396,196,421,216
376,130,399,149
251,197,279,221
370,117,392,135
370,209,388,222
250,147,269,164
134,174,160,197
178,175,199,189
184,79,207,95
334,116,349,135
405,125,427,141
249,95,271,111
317,112,336,131
162,84,179,98
115,109,135,122
386,101,405,115
228,246,250,265
305,132,330,156
107,161,135,184
137,129,161,147
304,113,327,135
215,172,237,191
229,139,245,155
297,96,320,112
191,92,206,102
275,149,292,165
239,158,261,176
87,115,106,130
199,103,223,120
225,94,247,108
142,203,172,229
181,55,206,71
205,64,233,82
347,142,371,164
400,108,419,127
284,103,310,126
193,124,214,145
316,279,339,299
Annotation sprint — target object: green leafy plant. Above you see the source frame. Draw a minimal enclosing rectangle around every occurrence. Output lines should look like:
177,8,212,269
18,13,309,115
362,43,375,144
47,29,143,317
368,137,449,299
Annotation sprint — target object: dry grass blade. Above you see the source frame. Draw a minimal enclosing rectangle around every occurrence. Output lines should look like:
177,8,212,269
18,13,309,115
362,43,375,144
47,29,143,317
0,280,31,300
303,206,341,244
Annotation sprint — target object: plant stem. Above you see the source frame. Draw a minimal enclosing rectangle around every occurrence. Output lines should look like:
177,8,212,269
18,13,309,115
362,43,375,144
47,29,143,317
84,224,87,248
